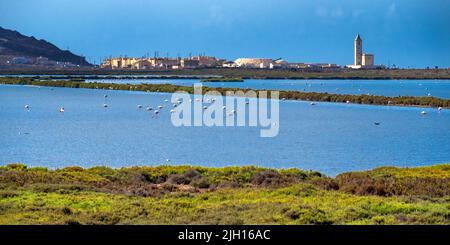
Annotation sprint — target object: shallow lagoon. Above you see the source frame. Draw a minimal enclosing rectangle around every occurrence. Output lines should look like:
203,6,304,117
88,79,450,98
1,84,449,176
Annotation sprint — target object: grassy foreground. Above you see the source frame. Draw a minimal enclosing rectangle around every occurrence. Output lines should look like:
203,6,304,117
0,163,449,225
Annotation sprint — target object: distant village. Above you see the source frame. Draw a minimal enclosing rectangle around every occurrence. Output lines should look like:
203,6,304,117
100,55,341,70
1,56,82,68
100,34,384,70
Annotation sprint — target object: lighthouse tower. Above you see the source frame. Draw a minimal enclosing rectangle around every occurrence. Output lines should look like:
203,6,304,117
354,34,362,66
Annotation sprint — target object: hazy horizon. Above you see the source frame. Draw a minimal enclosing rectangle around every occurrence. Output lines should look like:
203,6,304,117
1,0,449,68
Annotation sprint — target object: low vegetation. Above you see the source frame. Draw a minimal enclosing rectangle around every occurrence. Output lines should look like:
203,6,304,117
1,67,450,79
1,77,449,108
0,163,449,224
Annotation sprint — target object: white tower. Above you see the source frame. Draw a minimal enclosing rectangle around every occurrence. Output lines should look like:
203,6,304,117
354,34,362,66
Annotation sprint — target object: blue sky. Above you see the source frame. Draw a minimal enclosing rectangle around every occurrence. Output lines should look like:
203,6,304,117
1,0,449,67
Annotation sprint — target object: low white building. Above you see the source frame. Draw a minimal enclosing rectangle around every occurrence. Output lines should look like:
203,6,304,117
222,61,237,68
273,59,288,68
234,58,274,68
362,53,374,66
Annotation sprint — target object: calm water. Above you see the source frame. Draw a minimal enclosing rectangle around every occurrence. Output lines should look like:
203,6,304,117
88,79,450,98
1,84,449,176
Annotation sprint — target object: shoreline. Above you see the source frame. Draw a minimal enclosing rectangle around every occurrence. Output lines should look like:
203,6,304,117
2,74,450,81
1,77,449,109
0,68,450,80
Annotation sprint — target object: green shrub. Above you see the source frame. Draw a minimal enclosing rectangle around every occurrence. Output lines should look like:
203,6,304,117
6,163,27,171
191,177,210,188
336,172,450,197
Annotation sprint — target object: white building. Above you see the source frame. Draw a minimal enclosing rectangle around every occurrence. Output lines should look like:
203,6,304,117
222,61,237,68
362,53,374,66
234,58,274,68
347,34,382,69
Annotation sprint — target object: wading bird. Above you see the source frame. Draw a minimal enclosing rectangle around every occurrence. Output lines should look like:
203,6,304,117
103,94,108,108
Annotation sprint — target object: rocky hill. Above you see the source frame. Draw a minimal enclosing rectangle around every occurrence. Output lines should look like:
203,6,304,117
0,26,91,67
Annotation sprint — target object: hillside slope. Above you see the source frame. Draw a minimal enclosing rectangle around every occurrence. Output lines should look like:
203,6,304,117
0,26,91,66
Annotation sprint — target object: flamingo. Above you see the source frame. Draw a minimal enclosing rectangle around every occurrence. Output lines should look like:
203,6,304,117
103,94,108,108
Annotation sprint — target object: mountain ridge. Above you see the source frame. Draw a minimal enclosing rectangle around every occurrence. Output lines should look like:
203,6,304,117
0,26,91,66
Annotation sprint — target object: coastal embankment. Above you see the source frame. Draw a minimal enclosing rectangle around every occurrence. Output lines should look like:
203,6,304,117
1,68,450,80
